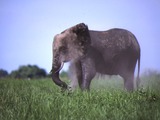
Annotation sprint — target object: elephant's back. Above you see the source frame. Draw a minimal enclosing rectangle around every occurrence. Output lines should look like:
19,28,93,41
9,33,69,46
89,29,140,53
89,29,140,62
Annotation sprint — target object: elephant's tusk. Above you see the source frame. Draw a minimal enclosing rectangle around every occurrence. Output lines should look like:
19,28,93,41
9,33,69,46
55,62,64,73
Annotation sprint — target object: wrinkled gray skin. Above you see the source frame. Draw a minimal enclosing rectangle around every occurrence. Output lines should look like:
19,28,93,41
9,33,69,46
51,23,140,91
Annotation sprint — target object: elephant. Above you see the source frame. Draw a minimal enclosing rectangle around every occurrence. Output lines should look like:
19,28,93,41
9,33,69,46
50,23,140,91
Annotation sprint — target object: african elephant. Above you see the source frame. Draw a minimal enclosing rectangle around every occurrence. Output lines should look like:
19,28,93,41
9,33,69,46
50,23,140,91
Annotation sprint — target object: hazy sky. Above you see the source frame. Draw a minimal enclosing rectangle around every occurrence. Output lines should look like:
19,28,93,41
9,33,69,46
0,0,160,73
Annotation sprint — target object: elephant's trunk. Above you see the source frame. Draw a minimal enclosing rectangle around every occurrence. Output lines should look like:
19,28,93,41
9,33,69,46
51,58,68,89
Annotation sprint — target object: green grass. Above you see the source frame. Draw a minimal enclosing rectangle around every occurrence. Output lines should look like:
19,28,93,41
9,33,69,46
0,76,160,120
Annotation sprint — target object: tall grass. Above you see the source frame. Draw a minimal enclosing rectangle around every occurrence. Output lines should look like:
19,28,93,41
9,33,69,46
0,74,160,120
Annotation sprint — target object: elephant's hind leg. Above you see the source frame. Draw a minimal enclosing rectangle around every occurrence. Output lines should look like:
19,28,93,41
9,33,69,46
118,54,137,91
120,62,136,91
123,73,134,91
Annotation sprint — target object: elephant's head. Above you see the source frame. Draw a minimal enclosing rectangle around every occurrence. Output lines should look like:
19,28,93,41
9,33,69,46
51,23,91,89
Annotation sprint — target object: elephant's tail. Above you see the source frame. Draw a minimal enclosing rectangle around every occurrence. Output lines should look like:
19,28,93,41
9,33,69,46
136,51,141,89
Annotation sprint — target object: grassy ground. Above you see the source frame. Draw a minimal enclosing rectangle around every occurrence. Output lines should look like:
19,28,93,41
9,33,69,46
0,75,160,120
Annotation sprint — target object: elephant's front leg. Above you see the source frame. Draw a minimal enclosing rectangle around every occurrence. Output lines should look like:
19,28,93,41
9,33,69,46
68,60,82,91
80,58,96,91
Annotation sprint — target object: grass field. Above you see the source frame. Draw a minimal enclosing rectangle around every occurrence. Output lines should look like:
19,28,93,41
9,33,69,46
0,74,160,120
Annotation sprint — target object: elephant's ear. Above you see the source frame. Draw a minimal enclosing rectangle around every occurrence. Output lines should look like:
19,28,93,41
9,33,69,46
71,23,91,54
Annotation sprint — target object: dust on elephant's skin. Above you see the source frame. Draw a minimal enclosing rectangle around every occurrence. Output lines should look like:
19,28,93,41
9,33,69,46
51,23,140,91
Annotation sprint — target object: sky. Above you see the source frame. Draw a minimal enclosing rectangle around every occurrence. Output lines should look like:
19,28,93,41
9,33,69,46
0,0,160,74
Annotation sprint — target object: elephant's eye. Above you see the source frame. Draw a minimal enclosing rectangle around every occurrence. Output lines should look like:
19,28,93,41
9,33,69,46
59,46,67,53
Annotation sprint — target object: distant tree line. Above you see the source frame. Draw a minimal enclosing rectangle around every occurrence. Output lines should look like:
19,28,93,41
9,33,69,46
0,65,68,79
10,65,47,79
0,65,47,79
0,69,8,78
